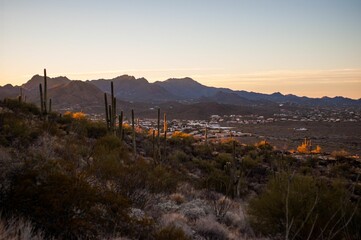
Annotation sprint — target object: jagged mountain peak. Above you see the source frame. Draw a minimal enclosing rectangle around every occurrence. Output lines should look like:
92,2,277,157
22,75,71,90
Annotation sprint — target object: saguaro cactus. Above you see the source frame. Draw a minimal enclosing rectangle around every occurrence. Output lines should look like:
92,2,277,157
43,69,47,115
104,93,109,129
152,129,156,164
111,82,116,133
157,108,161,161
132,109,136,159
104,81,117,134
39,84,44,113
18,87,23,103
163,113,167,161
39,69,51,119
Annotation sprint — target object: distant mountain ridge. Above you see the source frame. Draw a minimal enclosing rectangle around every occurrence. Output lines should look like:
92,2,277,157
0,74,360,117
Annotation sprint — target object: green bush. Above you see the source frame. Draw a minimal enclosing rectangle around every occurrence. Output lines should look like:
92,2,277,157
248,172,359,239
2,98,40,116
85,121,107,139
214,153,233,170
0,112,41,147
169,150,190,164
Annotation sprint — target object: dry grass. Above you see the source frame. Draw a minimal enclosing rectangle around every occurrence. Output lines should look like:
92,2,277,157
0,217,45,240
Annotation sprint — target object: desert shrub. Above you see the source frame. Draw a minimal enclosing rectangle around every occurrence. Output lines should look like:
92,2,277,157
169,150,190,164
170,193,186,205
91,135,129,175
242,155,259,170
214,153,233,170
193,158,216,174
203,168,230,195
154,225,190,240
223,211,243,228
159,213,192,237
215,139,237,153
206,192,234,220
179,199,209,221
248,172,359,240
95,135,123,152
0,160,132,239
331,150,350,160
154,200,180,214
0,112,41,147
176,182,199,200
329,162,354,178
85,121,108,139
203,169,228,195
2,98,40,116
169,131,194,147
195,216,229,240
255,140,273,152
194,144,213,160
40,120,61,136
103,160,180,208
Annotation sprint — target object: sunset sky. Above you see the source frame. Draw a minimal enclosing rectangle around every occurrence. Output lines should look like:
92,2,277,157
1,0,360,99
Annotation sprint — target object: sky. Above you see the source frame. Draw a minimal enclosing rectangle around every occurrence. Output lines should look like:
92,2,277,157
0,0,360,99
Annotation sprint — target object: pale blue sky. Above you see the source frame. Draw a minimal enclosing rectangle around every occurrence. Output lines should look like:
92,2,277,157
1,0,360,98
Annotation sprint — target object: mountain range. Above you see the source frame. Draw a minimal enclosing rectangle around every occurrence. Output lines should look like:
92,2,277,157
0,74,360,119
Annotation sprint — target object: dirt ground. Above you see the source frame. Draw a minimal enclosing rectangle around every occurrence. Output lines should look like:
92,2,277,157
231,121,361,156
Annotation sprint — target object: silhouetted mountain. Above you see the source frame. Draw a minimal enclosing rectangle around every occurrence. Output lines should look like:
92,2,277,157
0,84,21,99
155,77,232,100
48,81,104,108
199,91,257,106
22,75,71,91
88,75,176,102
1,74,360,118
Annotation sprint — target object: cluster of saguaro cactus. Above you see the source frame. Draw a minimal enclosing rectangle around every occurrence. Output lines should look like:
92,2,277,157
104,81,117,134
39,69,52,119
102,82,139,160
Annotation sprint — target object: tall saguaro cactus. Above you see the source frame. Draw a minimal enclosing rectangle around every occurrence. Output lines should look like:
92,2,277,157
163,113,167,161
39,84,44,113
111,81,116,133
132,109,136,159
39,69,51,119
104,93,109,129
18,87,23,103
104,81,117,134
44,69,47,115
157,108,161,161
152,129,156,164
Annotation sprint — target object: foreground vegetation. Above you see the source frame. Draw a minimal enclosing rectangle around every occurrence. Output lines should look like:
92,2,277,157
0,99,360,240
